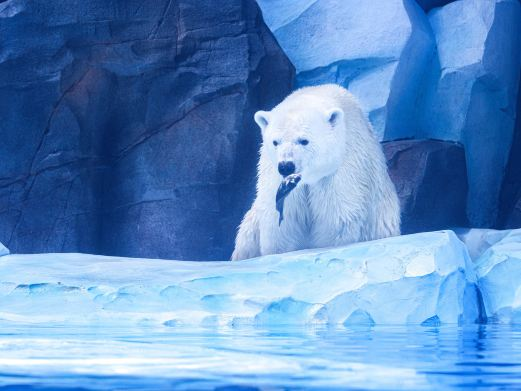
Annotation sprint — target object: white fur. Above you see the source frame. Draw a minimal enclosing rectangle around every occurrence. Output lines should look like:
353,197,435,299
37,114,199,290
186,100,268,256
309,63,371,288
232,84,400,261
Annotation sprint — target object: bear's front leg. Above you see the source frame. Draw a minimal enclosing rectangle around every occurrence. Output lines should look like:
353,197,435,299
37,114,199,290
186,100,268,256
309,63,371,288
259,206,307,256
331,219,363,247
231,207,261,261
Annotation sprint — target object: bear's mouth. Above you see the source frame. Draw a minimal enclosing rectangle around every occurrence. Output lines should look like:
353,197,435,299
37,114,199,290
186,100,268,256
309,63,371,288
275,173,302,226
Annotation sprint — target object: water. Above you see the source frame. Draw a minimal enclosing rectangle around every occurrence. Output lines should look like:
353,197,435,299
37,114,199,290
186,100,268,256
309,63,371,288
1,323,521,390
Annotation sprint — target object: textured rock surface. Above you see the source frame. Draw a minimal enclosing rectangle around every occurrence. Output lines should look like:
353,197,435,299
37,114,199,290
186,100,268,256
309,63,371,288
0,0,294,260
506,198,521,229
383,140,468,234
256,0,521,232
499,75,521,229
256,0,435,140
419,0,521,228
0,231,480,326
474,229,521,323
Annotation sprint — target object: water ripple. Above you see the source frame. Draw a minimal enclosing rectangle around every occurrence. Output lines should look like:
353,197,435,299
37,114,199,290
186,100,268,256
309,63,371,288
0,323,520,390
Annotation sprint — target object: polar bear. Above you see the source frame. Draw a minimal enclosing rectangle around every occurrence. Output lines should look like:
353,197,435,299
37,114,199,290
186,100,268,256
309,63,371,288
231,84,400,261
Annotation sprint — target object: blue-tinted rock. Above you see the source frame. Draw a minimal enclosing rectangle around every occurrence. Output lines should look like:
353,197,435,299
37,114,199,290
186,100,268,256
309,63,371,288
0,231,480,325
499,75,521,229
419,0,521,228
506,198,521,229
0,0,294,260
383,140,468,234
474,229,521,323
256,0,435,140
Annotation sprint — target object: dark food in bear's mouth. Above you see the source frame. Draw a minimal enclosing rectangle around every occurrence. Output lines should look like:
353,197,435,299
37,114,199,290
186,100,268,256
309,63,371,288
276,174,302,225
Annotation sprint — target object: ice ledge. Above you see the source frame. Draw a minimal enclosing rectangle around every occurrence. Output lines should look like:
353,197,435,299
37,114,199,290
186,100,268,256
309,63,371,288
0,230,487,326
472,230,521,323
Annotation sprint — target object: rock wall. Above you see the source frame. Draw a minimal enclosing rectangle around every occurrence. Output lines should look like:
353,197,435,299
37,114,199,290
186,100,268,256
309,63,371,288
499,75,521,229
0,0,295,260
420,0,521,228
2,0,520,260
384,140,468,234
256,0,435,141
257,0,521,230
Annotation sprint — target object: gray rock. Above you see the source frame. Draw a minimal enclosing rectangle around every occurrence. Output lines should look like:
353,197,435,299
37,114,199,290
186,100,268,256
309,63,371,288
419,0,521,228
505,197,521,229
0,0,294,260
256,0,521,231
383,140,468,234
256,0,435,140
499,73,521,229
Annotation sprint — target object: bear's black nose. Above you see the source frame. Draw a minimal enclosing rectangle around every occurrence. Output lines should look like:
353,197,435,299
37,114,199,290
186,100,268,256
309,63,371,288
278,161,295,177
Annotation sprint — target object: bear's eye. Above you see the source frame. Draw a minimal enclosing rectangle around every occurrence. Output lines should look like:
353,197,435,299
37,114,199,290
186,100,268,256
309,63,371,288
273,140,279,147
298,138,309,146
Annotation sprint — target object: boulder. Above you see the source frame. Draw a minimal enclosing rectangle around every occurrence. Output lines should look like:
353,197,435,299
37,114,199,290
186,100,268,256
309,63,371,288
506,198,521,229
383,140,468,234
0,0,294,260
419,0,521,228
474,229,521,323
0,231,481,326
256,0,435,140
499,73,521,229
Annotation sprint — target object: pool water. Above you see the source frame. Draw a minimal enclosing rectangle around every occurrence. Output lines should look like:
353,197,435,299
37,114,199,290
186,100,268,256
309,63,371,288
1,323,520,390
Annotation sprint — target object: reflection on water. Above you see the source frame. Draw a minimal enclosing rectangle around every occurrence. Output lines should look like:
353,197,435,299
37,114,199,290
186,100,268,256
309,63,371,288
0,323,521,390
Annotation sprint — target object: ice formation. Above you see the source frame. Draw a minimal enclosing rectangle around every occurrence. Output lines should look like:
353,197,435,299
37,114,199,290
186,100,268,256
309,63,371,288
0,231,482,326
473,229,521,323
0,242,8,257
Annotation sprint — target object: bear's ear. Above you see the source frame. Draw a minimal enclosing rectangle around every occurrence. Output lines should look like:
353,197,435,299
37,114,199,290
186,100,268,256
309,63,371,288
254,110,270,132
326,108,344,127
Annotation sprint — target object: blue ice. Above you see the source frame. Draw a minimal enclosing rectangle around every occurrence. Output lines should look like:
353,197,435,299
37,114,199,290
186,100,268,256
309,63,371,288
0,230,486,326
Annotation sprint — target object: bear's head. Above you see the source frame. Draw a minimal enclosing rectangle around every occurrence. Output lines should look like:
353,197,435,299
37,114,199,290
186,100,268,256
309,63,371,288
254,99,347,185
